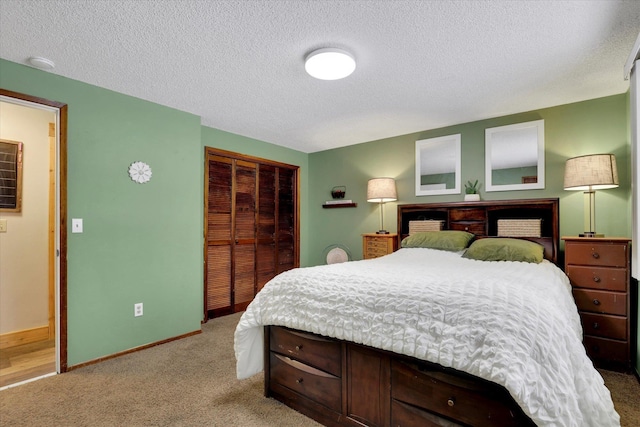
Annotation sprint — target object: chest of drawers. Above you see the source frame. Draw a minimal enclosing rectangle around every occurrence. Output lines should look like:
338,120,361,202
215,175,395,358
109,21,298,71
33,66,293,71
562,237,632,371
362,233,398,259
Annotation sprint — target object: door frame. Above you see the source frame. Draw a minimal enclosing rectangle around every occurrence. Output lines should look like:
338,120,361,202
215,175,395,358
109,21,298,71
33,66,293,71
0,88,68,373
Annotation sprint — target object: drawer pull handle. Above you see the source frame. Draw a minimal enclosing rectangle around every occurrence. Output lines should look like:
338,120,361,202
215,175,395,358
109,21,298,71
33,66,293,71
593,276,601,283
464,227,469,231
593,299,601,306
592,252,600,259
295,345,303,351
593,322,599,329
295,378,303,384
447,398,455,407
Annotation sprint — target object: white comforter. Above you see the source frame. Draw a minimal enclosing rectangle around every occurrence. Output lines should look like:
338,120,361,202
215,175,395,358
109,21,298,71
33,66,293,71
234,248,620,427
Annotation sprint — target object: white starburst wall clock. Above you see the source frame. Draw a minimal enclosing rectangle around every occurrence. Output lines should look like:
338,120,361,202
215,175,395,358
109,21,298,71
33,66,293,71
128,161,152,184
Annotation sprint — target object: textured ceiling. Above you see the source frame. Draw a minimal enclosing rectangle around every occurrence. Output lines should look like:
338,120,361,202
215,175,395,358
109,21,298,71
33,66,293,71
1,0,639,153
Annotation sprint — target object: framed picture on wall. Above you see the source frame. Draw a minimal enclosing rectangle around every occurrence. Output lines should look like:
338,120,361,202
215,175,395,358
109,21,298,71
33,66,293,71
0,139,24,212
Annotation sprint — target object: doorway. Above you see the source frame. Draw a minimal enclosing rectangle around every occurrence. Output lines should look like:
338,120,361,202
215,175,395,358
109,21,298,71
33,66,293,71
0,89,68,388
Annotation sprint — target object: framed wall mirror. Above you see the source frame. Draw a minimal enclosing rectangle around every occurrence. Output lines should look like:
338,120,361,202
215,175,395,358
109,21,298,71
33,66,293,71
415,134,461,196
485,120,544,192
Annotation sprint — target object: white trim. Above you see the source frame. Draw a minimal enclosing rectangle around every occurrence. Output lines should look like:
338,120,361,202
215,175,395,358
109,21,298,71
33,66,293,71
0,95,61,375
0,372,56,391
631,60,639,278
624,32,640,80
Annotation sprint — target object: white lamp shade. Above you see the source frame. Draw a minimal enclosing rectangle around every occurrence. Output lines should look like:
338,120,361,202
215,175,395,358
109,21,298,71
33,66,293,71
367,178,397,203
305,48,356,80
563,154,619,191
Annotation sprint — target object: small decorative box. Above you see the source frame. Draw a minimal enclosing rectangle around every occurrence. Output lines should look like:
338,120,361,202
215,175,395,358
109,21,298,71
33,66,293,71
497,219,542,237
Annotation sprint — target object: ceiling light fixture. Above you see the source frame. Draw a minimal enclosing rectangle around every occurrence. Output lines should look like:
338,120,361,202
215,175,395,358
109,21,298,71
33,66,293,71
27,56,55,70
305,48,356,80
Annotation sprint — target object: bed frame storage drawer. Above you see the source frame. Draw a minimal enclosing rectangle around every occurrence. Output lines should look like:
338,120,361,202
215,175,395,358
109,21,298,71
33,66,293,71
270,352,342,412
572,289,626,316
270,326,341,376
391,399,464,427
580,313,627,340
390,360,531,427
565,265,627,291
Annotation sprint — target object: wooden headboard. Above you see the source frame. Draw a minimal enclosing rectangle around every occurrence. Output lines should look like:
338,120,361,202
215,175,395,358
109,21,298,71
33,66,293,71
397,198,560,265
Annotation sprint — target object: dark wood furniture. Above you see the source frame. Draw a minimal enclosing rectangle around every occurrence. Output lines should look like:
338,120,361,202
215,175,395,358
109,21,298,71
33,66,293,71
204,148,299,319
397,198,559,264
362,233,398,259
264,199,559,427
563,237,634,372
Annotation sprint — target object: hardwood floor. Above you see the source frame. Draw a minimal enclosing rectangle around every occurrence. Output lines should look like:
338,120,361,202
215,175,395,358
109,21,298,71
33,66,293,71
0,339,55,388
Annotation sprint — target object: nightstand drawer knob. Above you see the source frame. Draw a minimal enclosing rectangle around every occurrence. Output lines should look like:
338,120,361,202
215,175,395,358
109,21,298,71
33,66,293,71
593,322,599,329
447,398,455,407
592,299,601,306
295,345,303,351
592,252,600,259
592,276,601,283
592,345,600,353
296,378,303,384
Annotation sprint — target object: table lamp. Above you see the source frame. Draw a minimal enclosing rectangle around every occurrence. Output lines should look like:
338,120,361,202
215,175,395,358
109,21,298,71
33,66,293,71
367,178,397,234
563,153,619,237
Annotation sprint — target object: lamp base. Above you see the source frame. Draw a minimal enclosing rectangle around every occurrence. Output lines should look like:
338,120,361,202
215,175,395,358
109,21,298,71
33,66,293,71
579,232,604,238
376,230,390,234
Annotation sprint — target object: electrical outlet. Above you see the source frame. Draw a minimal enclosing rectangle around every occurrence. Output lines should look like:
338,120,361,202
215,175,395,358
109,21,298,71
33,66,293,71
134,303,143,317
72,218,83,233
0,219,6,233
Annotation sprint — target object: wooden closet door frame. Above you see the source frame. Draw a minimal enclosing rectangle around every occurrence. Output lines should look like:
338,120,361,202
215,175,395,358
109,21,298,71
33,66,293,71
203,147,300,321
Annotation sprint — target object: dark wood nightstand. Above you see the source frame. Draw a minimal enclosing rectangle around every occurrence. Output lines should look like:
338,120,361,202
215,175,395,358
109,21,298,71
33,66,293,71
562,237,632,372
362,233,398,259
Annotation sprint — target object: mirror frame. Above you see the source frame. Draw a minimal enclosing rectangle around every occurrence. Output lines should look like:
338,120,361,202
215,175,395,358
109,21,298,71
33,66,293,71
485,120,545,192
415,134,461,196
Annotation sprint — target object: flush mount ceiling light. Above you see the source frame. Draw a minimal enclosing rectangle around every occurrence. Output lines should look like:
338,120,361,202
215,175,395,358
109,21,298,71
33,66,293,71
27,56,55,70
305,48,356,80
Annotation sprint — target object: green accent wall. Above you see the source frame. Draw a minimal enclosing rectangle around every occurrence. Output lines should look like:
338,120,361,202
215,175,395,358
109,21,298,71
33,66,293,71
0,59,203,365
308,94,630,265
0,58,309,367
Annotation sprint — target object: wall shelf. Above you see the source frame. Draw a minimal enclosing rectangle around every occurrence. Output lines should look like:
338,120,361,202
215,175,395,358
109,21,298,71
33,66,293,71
322,203,357,209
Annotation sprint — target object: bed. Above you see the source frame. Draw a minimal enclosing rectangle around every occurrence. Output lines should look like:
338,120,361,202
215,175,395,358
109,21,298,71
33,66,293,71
234,198,620,427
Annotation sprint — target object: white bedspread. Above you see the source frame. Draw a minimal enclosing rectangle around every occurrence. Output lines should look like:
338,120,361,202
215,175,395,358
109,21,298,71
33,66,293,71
234,248,620,427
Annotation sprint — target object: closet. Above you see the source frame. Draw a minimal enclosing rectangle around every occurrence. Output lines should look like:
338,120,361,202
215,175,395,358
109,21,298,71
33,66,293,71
204,148,299,319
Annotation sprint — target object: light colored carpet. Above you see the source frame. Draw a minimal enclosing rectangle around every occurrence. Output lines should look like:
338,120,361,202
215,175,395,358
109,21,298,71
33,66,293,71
0,312,320,426
0,312,638,426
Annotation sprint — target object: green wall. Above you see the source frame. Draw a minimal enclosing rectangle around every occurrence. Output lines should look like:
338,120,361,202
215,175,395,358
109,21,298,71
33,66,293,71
0,58,310,367
308,94,630,266
0,59,203,365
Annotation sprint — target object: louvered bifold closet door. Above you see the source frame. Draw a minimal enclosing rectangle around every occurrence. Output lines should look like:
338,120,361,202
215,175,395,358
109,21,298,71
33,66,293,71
233,160,257,312
207,155,233,312
257,165,277,292
277,168,296,274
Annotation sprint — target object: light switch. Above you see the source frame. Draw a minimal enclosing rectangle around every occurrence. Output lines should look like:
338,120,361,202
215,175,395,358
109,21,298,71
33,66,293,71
0,219,6,233
72,218,83,233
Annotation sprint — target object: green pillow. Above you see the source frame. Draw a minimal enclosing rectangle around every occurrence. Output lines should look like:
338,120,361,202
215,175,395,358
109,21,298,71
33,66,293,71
401,230,474,252
462,238,544,263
